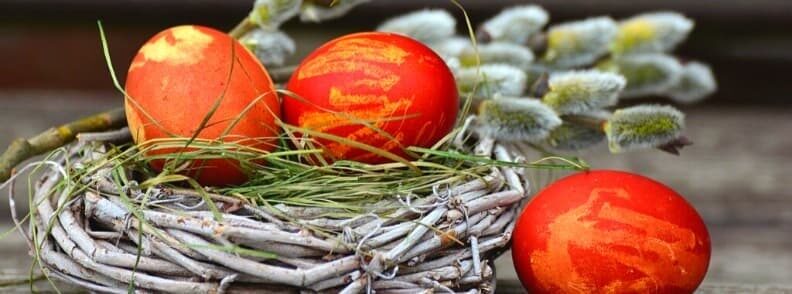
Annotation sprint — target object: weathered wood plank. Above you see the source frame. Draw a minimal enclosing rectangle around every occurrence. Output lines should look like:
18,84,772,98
584,105,792,226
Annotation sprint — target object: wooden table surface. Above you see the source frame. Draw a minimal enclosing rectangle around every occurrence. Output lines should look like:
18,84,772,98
0,91,790,293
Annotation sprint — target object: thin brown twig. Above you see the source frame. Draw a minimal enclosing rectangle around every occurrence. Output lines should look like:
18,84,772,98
0,107,126,183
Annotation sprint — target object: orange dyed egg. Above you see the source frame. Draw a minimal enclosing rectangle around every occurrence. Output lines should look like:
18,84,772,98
512,170,710,294
284,32,458,163
125,25,280,186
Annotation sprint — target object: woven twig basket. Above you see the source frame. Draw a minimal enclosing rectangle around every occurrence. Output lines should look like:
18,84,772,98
21,123,546,294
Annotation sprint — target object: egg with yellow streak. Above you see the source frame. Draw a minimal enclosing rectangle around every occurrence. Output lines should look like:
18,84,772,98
512,170,711,294
125,25,280,186
284,32,458,163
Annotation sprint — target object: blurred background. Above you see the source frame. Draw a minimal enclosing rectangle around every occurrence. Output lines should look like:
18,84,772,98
0,0,790,291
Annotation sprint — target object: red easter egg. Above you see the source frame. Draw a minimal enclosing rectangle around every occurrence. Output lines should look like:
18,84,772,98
512,170,711,293
284,32,458,163
125,25,280,186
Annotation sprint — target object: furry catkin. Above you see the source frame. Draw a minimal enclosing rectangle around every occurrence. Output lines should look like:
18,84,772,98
604,104,685,152
543,70,626,115
476,97,562,142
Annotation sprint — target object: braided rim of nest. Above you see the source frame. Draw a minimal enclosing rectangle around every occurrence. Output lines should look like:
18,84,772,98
6,121,573,293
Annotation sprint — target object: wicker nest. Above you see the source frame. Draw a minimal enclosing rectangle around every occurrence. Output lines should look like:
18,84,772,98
14,123,553,294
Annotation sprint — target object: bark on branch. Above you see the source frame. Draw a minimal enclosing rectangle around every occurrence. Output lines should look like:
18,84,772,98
0,107,126,182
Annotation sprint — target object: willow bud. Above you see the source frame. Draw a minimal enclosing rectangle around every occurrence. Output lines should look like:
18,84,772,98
667,61,717,104
479,5,549,44
604,105,685,153
378,9,456,43
542,70,626,115
456,64,528,97
598,54,683,98
459,42,535,70
476,97,562,142
611,12,693,55
543,17,618,69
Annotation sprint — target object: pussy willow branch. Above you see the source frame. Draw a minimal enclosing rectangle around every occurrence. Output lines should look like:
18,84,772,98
0,107,125,183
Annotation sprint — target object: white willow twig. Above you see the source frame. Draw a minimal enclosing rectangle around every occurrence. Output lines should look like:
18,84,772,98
168,229,360,287
36,180,219,292
493,144,525,195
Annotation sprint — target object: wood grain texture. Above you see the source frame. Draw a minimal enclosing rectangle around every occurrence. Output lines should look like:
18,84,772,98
585,105,792,226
